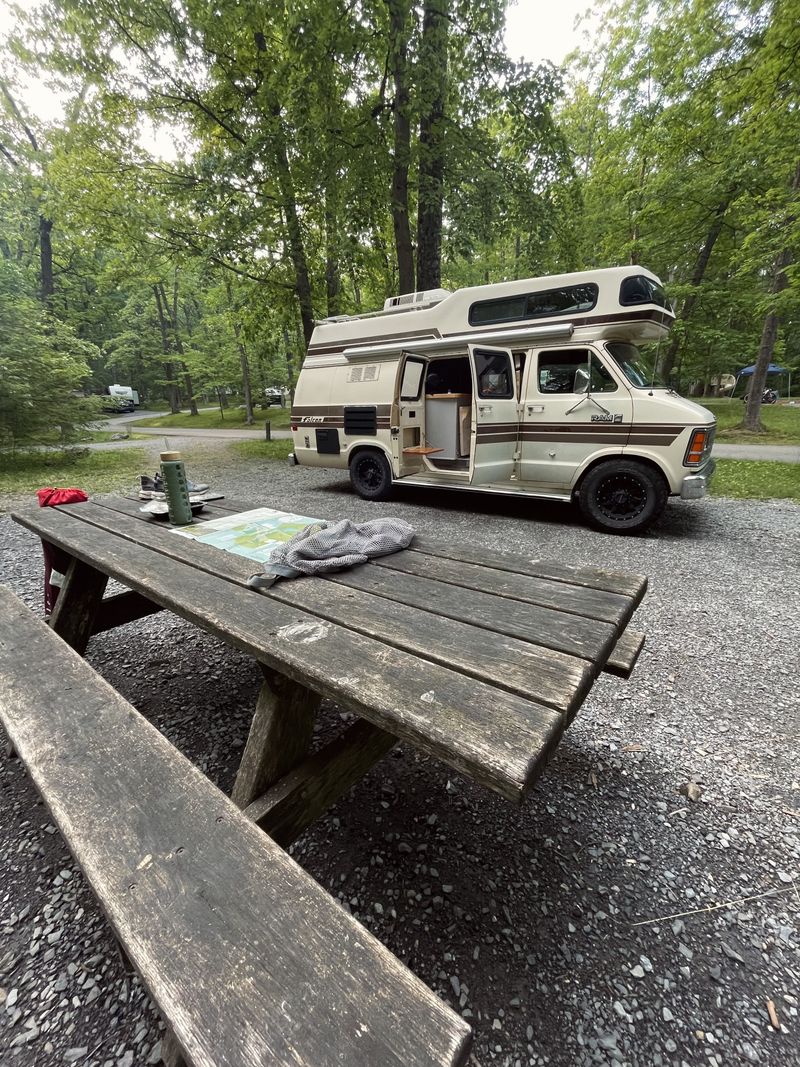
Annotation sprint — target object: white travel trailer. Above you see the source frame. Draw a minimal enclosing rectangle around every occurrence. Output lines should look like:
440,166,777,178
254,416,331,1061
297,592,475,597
289,266,716,532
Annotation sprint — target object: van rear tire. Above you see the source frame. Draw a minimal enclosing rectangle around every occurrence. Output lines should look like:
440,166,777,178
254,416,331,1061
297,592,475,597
349,449,393,501
578,460,667,534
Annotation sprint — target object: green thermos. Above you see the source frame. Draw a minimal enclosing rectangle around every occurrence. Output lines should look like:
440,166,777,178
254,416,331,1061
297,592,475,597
160,450,193,525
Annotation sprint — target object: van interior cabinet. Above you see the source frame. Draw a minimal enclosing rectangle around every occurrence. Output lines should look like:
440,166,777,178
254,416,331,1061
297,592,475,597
425,394,471,460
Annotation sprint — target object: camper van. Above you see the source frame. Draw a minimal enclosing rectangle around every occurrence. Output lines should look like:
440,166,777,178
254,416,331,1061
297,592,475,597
289,266,716,533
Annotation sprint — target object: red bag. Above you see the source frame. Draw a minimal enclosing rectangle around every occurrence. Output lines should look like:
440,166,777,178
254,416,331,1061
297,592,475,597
36,487,89,508
37,487,89,614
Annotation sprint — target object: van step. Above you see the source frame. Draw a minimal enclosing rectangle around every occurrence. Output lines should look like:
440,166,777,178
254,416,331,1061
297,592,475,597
398,474,571,501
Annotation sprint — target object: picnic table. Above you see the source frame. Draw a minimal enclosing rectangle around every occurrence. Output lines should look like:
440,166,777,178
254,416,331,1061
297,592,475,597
11,494,647,840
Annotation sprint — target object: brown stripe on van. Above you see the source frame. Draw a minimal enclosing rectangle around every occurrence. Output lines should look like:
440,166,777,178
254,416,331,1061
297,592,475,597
292,404,391,416
472,308,673,335
519,432,631,444
477,433,519,444
627,433,681,444
476,422,519,433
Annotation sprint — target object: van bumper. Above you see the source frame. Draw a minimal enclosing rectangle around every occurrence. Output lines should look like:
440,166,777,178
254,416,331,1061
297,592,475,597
288,452,299,466
680,458,715,499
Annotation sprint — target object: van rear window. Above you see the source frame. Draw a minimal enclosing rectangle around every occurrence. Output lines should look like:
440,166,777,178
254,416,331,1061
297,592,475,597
469,283,599,326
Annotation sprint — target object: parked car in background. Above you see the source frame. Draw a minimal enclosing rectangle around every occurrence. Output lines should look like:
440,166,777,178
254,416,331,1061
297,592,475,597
264,387,286,406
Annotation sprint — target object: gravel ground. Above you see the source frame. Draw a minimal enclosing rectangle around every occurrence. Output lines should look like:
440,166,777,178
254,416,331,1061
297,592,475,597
1,445,799,1067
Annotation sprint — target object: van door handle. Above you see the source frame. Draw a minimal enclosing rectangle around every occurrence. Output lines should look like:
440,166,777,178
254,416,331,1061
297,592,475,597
527,405,544,414
479,405,493,414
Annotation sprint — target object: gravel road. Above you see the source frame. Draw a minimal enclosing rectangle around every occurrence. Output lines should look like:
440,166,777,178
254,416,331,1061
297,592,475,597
1,448,798,1067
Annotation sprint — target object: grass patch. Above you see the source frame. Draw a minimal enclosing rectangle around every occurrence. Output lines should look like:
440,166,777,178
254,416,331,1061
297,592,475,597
698,399,800,444
232,439,294,462
711,460,800,501
0,447,148,501
136,406,292,430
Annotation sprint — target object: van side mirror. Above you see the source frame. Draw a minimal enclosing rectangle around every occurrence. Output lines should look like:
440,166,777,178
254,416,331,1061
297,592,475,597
574,366,590,393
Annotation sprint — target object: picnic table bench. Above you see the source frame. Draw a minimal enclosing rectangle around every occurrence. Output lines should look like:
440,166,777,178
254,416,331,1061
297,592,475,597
0,585,471,1066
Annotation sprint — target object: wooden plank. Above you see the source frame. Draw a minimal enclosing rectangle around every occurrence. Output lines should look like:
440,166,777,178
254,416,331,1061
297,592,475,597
187,496,648,602
0,587,472,1067
92,590,162,634
64,500,593,716
245,719,398,847
268,576,593,719
410,535,648,602
231,665,321,808
66,499,625,700
375,550,635,627
49,557,108,654
605,628,645,678
328,564,618,665
14,507,565,801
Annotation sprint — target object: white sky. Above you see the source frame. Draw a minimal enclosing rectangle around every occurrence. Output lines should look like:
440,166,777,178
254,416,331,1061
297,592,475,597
0,0,597,151
504,0,598,66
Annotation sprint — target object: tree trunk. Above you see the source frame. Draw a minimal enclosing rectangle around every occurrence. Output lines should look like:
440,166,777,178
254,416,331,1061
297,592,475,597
165,276,198,416
267,102,316,345
152,285,181,414
324,190,341,318
387,0,415,294
225,278,254,424
740,160,800,432
283,326,296,407
660,197,731,383
416,0,448,292
39,216,54,302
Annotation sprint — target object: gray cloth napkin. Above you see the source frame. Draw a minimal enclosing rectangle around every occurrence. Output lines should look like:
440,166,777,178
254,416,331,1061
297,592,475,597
247,517,415,590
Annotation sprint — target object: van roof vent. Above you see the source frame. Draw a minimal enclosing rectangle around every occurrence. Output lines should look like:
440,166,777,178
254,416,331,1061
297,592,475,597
383,288,451,312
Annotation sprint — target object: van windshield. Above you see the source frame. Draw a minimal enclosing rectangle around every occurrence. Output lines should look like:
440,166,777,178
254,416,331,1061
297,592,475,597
605,342,667,388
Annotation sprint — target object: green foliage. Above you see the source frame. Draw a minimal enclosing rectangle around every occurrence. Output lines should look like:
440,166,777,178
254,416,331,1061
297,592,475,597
0,259,102,446
711,460,800,501
0,0,797,429
559,0,800,390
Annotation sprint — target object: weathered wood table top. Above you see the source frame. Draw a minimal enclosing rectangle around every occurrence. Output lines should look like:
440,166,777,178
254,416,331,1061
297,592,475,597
11,495,646,838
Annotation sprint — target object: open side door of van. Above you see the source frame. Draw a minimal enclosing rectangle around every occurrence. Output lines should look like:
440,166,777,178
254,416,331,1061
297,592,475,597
468,345,519,485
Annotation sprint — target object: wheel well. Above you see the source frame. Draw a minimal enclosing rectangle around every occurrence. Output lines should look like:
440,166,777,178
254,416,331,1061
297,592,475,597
572,454,670,499
347,444,391,468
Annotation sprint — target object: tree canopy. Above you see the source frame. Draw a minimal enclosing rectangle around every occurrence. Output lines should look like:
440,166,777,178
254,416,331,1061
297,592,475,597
0,0,797,434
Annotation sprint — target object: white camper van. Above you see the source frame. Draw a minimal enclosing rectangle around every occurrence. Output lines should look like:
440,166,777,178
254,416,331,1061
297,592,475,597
289,266,716,533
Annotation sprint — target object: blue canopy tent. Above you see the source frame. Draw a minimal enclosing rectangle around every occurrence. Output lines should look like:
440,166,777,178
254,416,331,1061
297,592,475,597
733,363,791,399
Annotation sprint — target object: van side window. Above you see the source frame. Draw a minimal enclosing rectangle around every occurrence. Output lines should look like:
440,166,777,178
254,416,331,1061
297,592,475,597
469,283,598,326
400,357,425,400
537,349,618,394
474,349,514,399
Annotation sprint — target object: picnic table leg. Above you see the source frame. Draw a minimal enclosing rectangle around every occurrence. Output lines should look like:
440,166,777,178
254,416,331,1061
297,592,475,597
161,1028,189,1067
48,555,108,656
231,665,321,809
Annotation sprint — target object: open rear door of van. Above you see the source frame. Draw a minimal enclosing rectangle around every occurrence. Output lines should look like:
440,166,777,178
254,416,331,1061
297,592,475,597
468,345,519,485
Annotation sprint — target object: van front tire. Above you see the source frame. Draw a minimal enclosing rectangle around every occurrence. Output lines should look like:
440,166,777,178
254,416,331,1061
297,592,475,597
349,449,393,501
578,460,667,534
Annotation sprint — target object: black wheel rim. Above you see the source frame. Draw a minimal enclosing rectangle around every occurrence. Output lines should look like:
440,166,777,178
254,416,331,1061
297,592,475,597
595,473,648,521
358,457,383,491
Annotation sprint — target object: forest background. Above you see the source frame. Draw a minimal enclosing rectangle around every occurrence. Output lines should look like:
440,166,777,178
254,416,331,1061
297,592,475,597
1,0,798,445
